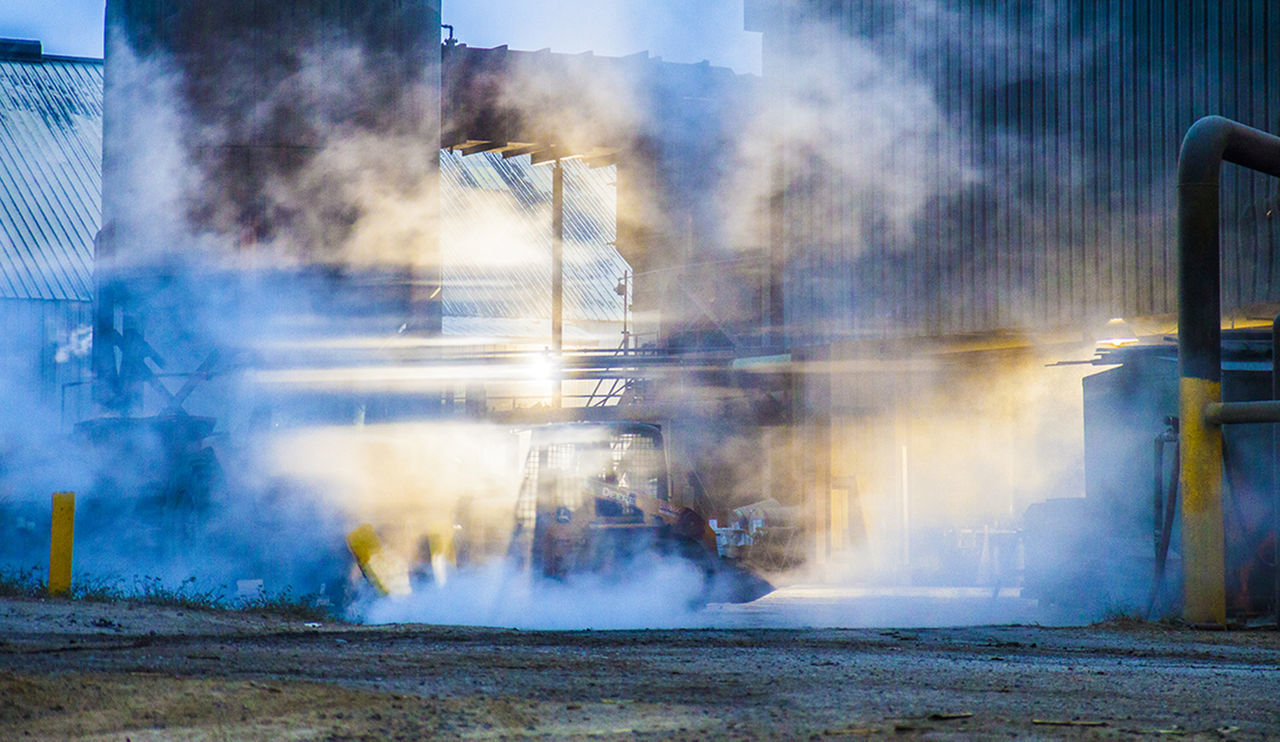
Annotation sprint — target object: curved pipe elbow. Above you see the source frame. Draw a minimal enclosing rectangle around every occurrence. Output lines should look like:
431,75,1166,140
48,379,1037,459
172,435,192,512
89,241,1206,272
1178,116,1234,185
1179,116,1280,186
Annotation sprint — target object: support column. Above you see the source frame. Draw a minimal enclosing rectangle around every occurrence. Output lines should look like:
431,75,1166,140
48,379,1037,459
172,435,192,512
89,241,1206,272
798,347,831,566
552,159,564,408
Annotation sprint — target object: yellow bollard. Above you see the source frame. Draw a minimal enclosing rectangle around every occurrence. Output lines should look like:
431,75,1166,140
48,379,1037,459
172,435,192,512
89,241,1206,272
49,492,75,597
1179,378,1227,625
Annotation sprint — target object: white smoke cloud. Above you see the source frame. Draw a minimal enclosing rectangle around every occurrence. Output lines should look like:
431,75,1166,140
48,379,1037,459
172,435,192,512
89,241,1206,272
0,2,1199,631
725,8,977,258
362,557,711,630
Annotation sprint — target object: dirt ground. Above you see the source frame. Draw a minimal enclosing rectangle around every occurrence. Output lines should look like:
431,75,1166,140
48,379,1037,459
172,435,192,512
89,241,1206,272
1,596,1278,740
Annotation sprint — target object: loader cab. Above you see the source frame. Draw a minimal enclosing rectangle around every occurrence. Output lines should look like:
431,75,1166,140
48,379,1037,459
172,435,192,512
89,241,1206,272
511,422,672,578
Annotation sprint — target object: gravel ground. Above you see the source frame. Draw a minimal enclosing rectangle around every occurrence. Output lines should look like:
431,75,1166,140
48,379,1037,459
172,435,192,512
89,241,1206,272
1,596,1278,740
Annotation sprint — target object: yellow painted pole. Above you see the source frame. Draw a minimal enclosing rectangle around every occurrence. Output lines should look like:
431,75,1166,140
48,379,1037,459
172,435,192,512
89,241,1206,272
1176,116,1280,625
49,492,75,597
1178,379,1226,624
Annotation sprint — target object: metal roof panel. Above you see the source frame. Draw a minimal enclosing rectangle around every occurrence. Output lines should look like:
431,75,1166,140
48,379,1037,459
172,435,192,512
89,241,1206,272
0,57,101,302
0,56,626,326
441,149,627,326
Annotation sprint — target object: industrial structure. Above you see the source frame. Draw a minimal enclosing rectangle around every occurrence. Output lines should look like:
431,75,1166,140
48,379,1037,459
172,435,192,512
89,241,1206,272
92,1,763,418
1,1,1279,624
738,0,1280,623
0,39,98,405
746,0,1280,338
1,1,780,601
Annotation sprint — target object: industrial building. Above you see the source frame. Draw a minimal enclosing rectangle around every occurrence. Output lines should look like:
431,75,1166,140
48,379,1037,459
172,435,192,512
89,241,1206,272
1,1,1278,624
8,4,1280,738
0,40,98,406
734,0,1280,621
747,0,1280,338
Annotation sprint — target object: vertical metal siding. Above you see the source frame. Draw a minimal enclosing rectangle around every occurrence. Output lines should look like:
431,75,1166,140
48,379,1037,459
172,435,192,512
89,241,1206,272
768,0,1280,341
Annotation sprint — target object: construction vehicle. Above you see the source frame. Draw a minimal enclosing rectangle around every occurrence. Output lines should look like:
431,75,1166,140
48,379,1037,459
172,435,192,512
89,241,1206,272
504,421,773,604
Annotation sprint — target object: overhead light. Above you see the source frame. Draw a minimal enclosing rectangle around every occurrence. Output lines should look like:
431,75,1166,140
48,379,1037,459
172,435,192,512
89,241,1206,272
1096,317,1139,349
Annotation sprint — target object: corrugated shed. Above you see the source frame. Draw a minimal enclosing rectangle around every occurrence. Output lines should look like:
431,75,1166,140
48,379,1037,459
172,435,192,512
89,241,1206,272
0,55,101,302
753,0,1280,343
440,148,627,326
0,51,624,329
0,298,92,402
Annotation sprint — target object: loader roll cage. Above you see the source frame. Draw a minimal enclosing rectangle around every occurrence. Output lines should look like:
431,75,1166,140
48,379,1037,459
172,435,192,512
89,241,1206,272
513,422,672,534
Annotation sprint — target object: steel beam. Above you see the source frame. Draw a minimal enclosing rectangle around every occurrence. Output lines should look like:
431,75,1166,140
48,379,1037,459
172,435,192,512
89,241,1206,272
586,152,619,169
531,148,563,166
440,130,467,150
502,144,541,159
459,141,505,156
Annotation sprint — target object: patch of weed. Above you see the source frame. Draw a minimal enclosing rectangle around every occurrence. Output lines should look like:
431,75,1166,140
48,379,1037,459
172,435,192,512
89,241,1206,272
0,566,45,598
238,589,333,622
0,565,338,622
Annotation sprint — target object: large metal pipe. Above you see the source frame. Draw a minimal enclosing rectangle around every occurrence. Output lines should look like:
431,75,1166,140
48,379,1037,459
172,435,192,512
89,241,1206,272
1177,116,1280,625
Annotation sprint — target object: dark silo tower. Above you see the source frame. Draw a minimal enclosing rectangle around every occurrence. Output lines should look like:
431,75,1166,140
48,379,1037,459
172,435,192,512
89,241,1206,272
96,0,443,409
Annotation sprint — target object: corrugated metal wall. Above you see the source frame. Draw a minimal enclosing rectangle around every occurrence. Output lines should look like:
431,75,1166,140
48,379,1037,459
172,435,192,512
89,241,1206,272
758,0,1280,342
0,298,91,404
0,57,101,303
0,52,100,413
